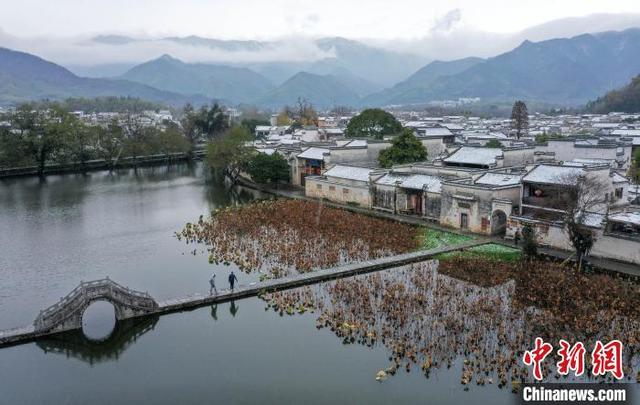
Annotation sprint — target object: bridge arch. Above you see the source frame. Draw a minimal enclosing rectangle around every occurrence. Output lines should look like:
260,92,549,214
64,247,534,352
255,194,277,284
34,278,158,334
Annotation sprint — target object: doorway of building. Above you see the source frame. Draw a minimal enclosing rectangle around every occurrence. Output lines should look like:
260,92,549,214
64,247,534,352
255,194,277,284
460,213,469,229
491,210,508,236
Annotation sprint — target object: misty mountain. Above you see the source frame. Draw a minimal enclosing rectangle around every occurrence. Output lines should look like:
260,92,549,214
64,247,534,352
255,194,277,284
67,63,135,78
365,57,483,105
369,28,640,106
246,62,310,86
91,35,137,45
254,72,360,108
305,65,384,97
586,74,640,113
84,35,427,87
162,35,266,52
0,47,205,106
120,55,274,104
309,37,427,86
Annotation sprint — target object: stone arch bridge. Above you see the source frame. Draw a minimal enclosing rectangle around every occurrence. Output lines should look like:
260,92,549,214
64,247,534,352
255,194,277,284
33,278,159,334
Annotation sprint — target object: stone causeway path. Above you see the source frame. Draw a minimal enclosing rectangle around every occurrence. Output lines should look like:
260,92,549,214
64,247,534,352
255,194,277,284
0,239,488,348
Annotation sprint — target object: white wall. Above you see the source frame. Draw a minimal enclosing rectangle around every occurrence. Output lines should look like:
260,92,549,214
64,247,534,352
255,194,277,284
305,177,371,207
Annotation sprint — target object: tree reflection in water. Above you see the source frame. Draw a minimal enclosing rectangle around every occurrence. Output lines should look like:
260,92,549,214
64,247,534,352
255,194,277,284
262,259,640,390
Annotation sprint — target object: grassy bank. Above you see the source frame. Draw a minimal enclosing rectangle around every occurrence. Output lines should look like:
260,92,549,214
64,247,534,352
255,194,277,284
437,243,521,262
418,228,473,250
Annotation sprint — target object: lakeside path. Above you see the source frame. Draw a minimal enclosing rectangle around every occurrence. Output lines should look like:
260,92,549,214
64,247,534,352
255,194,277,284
241,180,640,278
0,239,488,348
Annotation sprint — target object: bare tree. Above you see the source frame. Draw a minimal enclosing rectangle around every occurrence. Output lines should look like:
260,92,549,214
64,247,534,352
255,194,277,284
551,172,611,271
294,97,318,127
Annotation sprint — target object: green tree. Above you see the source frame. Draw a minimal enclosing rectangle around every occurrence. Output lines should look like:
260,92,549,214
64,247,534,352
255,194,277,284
196,103,229,140
121,115,154,162
206,126,253,181
378,128,427,168
180,103,201,158
246,152,290,185
151,125,190,157
48,96,164,114
535,131,562,145
0,124,33,167
95,120,125,170
628,149,640,184
346,109,402,139
12,105,72,176
66,119,98,169
241,118,270,138
510,100,529,139
485,139,502,148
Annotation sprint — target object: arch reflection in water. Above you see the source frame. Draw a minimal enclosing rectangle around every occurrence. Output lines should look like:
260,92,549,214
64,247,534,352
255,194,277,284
82,300,117,341
36,316,159,366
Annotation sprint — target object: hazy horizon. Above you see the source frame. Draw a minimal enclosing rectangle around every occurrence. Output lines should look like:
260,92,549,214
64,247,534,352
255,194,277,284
1,2,640,72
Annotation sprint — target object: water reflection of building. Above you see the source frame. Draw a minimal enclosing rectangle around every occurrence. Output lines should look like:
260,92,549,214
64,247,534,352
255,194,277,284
36,316,159,366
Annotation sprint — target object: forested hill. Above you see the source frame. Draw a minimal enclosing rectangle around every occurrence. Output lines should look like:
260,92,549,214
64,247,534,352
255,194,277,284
586,74,640,113
0,47,206,106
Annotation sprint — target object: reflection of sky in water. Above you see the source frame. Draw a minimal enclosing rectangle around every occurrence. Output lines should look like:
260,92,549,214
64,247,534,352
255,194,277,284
82,301,117,341
0,296,515,404
0,260,638,403
0,163,262,329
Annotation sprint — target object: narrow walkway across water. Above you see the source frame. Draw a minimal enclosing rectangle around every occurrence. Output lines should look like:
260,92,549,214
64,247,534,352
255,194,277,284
0,239,487,348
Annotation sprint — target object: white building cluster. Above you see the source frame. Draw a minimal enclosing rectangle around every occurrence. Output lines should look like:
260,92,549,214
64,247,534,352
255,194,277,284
251,110,640,266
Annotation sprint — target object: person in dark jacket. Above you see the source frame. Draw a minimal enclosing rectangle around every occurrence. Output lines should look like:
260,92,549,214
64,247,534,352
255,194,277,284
228,271,238,290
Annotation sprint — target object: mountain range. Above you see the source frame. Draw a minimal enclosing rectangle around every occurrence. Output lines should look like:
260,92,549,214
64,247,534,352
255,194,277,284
119,54,274,104
2,28,640,109
254,72,362,108
0,47,205,106
367,28,640,106
71,36,427,88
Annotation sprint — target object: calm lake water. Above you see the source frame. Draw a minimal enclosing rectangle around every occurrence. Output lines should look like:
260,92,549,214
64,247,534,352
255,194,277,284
0,163,632,404
0,297,512,404
0,162,259,330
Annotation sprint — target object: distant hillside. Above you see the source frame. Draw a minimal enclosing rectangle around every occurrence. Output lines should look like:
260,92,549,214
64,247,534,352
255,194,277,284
309,37,427,87
121,55,274,104
365,57,483,105
368,28,640,106
586,74,640,113
305,65,383,97
0,47,204,106
254,72,360,108
85,35,428,87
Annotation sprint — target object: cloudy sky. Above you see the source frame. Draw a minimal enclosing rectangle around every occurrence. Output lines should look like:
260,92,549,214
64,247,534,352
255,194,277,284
1,0,639,39
1,0,640,66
